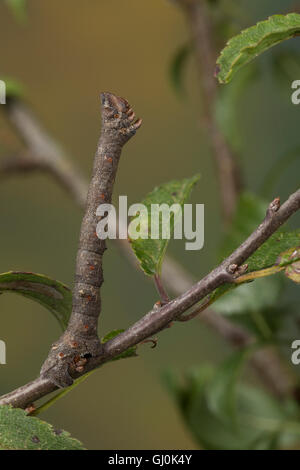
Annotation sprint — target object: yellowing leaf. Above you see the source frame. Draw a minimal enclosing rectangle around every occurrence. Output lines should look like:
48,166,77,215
278,246,300,284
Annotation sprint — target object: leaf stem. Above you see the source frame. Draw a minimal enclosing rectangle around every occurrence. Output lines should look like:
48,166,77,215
154,274,170,304
235,266,285,284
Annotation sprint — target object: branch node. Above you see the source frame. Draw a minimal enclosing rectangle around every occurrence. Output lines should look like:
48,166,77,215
227,263,238,274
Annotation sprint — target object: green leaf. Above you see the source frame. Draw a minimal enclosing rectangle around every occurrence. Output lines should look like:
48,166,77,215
216,13,300,84
220,192,267,256
129,175,200,276
212,193,300,319
169,44,191,96
206,349,254,426
0,405,84,450
165,365,300,450
213,278,281,316
220,192,300,277
4,0,27,22
0,271,72,330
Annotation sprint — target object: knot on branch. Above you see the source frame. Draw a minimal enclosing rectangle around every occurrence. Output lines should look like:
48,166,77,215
227,263,249,278
39,92,142,389
40,332,102,388
101,92,142,141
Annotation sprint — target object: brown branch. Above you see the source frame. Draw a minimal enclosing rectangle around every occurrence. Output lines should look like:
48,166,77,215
1,189,299,408
0,96,295,400
38,93,142,388
174,0,242,223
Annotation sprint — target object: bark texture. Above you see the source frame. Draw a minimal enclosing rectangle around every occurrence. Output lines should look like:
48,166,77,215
40,92,142,387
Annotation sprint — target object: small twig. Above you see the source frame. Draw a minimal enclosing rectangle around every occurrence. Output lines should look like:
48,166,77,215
1,189,299,408
154,274,170,304
100,193,299,354
39,93,142,388
0,152,42,176
139,338,158,349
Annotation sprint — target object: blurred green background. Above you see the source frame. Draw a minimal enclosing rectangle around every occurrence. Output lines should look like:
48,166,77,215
0,0,299,449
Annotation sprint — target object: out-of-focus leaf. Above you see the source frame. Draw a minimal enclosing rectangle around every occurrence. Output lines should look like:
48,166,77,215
272,49,300,85
0,271,72,330
213,278,281,316
261,148,300,197
169,44,191,96
248,231,300,273
222,193,300,272
215,63,259,152
213,193,280,316
220,192,267,256
206,349,252,426
216,13,300,84
208,0,247,42
0,405,84,450
4,0,27,22
165,364,300,450
129,175,200,276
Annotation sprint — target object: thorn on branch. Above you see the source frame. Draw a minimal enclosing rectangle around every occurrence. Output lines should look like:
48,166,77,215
139,338,158,349
267,197,281,216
